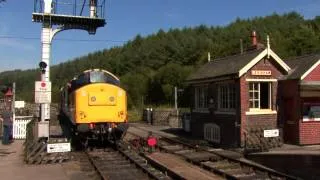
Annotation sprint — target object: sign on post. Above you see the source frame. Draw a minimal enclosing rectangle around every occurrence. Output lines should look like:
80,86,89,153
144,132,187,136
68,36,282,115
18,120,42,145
263,129,279,138
47,143,71,153
15,101,25,108
34,81,51,103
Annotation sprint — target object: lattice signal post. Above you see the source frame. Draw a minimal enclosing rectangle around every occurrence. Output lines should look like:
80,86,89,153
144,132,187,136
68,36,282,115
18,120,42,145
32,0,106,139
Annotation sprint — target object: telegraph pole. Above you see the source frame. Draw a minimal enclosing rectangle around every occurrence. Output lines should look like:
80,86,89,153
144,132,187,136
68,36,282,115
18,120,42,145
11,82,15,123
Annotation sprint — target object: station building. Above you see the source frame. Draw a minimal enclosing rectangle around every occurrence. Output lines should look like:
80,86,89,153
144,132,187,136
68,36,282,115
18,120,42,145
186,35,290,147
279,54,320,145
186,33,320,147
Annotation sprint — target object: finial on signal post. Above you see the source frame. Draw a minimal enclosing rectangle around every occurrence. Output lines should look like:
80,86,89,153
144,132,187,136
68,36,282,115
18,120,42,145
267,35,270,59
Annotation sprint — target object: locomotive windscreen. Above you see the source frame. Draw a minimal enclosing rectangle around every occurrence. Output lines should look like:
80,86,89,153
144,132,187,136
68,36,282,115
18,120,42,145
90,71,120,86
70,70,120,91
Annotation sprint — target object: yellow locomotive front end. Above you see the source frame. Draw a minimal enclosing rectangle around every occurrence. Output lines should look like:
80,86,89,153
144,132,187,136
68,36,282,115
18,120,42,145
60,69,128,147
74,83,127,124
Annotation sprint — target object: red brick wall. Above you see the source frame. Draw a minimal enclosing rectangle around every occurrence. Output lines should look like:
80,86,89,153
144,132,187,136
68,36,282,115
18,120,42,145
240,58,286,146
240,77,248,145
246,114,277,127
299,97,320,145
247,58,285,79
303,62,320,81
299,121,320,145
299,61,320,144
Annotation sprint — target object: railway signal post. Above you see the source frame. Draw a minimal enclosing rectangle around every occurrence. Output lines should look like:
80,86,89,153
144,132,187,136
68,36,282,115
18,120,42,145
30,0,106,155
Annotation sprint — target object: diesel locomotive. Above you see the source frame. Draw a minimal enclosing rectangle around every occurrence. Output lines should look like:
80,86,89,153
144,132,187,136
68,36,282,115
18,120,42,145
59,69,128,147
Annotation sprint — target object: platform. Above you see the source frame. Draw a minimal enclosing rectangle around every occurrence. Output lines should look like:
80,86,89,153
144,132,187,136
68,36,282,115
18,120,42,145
247,144,320,179
0,140,69,180
250,143,320,155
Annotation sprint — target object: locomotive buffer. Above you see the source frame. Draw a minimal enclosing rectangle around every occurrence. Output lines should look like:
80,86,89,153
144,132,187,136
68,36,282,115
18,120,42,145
29,0,106,157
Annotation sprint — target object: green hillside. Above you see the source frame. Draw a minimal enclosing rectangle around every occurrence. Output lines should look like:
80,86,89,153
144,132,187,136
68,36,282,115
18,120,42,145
1,12,320,109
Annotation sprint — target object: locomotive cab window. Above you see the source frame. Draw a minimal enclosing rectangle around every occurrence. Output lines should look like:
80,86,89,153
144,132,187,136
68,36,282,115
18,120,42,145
90,71,120,86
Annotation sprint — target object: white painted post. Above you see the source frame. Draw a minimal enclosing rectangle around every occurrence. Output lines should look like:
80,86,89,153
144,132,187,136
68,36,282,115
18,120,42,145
44,0,53,14
38,0,53,138
90,0,97,18
174,86,177,109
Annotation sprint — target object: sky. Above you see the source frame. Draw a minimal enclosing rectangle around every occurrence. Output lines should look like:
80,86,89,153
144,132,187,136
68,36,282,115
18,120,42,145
0,0,319,72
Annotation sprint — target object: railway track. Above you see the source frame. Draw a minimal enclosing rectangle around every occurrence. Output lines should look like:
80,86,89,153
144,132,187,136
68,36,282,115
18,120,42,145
76,143,174,180
126,126,300,180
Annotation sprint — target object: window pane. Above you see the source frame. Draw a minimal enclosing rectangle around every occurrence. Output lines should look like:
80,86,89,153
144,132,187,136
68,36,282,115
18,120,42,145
260,82,270,109
254,101,259,108
218,83,236,109
249,101,253,108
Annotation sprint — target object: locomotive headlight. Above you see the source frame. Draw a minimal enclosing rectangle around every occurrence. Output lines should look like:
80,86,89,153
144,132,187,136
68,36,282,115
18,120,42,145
79,111,86,119
91,96,96,102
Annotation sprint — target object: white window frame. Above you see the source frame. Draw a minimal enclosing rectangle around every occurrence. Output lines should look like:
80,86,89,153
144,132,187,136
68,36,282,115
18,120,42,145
302,104,320,122
249,82,261,110
194,85,208,110
247,80,274,114
217,83,236,111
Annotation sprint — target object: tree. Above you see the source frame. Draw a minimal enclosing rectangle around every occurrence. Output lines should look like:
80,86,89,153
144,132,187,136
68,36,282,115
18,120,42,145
0,12,320,108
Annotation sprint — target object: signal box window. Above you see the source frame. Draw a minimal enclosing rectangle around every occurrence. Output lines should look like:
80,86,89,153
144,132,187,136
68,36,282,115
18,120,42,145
195,86,208,109
218,83,236,110
249,82,271,110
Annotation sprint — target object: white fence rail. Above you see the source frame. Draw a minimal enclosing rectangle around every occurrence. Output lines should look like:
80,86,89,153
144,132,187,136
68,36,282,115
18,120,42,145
13,116,33,139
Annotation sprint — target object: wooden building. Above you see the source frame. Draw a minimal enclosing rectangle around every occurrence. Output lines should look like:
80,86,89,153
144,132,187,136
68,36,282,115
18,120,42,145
186,35,291,148
279,54,320,145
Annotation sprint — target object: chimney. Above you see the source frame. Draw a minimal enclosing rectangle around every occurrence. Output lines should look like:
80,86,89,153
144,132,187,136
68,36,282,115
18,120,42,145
251,31,257,46
208,52,211,62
